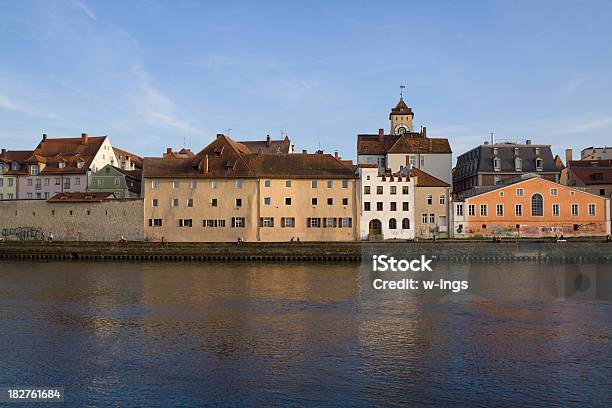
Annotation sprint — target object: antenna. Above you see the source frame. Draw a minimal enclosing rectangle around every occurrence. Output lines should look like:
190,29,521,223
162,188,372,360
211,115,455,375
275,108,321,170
183,136,186,148
400,85,406,100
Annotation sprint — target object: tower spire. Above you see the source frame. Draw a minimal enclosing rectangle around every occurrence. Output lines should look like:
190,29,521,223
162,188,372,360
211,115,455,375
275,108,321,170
400,85,405,100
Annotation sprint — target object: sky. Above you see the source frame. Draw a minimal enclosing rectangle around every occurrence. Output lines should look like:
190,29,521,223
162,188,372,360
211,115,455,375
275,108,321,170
1,0,611,163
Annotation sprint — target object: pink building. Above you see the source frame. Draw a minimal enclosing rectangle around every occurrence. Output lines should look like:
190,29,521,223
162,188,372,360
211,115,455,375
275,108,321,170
17,133,116,199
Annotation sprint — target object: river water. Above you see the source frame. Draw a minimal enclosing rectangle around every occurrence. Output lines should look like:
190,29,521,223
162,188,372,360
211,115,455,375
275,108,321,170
0,261,610,407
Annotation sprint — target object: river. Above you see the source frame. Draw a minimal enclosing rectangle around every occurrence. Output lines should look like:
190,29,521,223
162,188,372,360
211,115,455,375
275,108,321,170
0,261,610,407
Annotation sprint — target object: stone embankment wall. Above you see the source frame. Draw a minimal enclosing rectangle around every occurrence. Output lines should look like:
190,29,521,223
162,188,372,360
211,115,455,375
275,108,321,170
0,199,143,241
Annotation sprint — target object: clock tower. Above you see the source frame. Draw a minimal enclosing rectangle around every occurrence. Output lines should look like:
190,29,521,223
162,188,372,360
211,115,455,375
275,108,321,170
389,88,414,135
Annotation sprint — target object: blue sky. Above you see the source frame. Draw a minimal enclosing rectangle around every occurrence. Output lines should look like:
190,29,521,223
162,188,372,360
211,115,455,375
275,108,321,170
1,0,611,163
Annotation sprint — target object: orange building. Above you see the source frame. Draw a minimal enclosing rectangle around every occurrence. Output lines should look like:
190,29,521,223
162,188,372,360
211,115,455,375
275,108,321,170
451,175,611,238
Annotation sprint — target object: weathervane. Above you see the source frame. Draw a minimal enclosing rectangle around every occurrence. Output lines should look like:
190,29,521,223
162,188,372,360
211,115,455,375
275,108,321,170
400,85,406,100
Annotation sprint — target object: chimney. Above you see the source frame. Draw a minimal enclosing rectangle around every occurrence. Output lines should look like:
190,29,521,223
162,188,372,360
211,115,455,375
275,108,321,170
42,133,47,141
266,134,271,147
422,126,427,138
166,147,173,156
526,139,531,145
216,133,223,139
565,148,573,165
378,128,384,143
302,149,307,154
81,133,88,144
334,151,339,159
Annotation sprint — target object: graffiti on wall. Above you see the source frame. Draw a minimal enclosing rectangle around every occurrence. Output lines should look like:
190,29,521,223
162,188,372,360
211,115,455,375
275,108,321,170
2,227,43,240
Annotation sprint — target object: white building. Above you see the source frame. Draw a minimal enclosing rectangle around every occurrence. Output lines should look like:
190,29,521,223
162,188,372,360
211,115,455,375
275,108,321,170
581,146,612,160
357,165,415,240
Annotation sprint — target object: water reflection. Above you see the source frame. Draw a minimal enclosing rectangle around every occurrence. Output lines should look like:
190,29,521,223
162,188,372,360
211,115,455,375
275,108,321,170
0,261,610,407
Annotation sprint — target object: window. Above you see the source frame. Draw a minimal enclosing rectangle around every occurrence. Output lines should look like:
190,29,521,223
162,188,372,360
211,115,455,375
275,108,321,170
376,202,383,211
152,199,158,207
235,180,242,189
35,179,41,190
588,203,596,216
285,180,291,188
493,157,501,171
390,202,397,211
516,188,524,196
148,218,163,227
494,175,501,185
152,180,159,189
325,217,335,227
342,180,348,188
390,186,397,195
571,204,579,216
187,198,193,207
203,219,226,228
311,197,318,206
171,198,179,207
8,178,13,187
456,204,464,216
480,204,487,216
499,191,504,197
342,198,348,206
209,180,217,189
115,177,121,186
232,217,245,228
308,217,321,228
550,188,558,196
264,179,271,187
515,157,522,171
31,165,39,175
64,178,70,189
468,204,475,216
264,197,271,205
27,193,33,199
172,180,179,189
77,161,84,169
327,180,333,188
429,214,435,224
552,203,560,216
402,202,409,211
364,186,371,194
28,178,32,186
427,195,433,205
439,195,445,205
535,158,543,171
515,204,523,216
364,202,371,211
211,198,218,207
327,198,333,205
179,219,193,227
420,156,425,166
376,186,383,195
311,180,317,188
496,204,504,216
402,186,409,194
389,218,397,229
341,218,352,228
59,161,65,169
285,197,292,205
402,218,410,229
75,178,80,186
600,188,606,196
261,217,274,227
235,198,242,207
282,217,295,228
531,193,543,216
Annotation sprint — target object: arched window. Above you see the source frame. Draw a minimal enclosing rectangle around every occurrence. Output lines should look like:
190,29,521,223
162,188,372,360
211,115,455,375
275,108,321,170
389,218,397,229
402,218,410,229
531,193,543,216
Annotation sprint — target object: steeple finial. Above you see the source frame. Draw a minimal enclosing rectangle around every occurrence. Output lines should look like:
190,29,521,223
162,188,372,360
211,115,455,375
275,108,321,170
400,85,405,100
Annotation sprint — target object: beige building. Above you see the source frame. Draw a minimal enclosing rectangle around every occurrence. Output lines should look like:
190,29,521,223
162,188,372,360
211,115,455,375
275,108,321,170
143,134,358,242
409,167,450,238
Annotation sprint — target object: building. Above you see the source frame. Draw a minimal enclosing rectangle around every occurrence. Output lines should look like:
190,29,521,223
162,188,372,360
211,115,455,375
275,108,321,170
88,164,142,198
0,149,32,200
357,165,415,240
453,141,559,196
410,167,450,239
560,157,612,199
113,147,143,171
357,97,452,184
581,146,612,160
15,133,116,200
0,192,143,241
239,134,294,154
450,174,611,238
143,134,358,242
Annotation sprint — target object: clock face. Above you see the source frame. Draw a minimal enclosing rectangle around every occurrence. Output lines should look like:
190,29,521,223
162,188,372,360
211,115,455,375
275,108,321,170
394,124,408,135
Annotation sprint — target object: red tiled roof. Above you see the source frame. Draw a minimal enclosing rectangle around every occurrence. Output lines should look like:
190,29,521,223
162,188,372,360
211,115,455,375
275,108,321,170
0,150,33,175
47,192,117,202
569,166,612,185
357,133,452,155
389,98,414,118
239,137,292,154
26,135,107,175
554,155,565,171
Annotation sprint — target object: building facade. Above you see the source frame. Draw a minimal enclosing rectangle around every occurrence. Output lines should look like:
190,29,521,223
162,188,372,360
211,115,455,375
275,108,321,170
581,146,612,160
357,97,452,184
89,164,142,198
0,150,31,200
143,134,358,242
16,133,115,200
411,167,450,239
357,165,415,240
450,175,611,238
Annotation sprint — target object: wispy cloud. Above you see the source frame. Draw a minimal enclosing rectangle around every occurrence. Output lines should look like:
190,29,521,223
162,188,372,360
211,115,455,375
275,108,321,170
549,115,612,136
72,0,96,20
560,75,589,95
